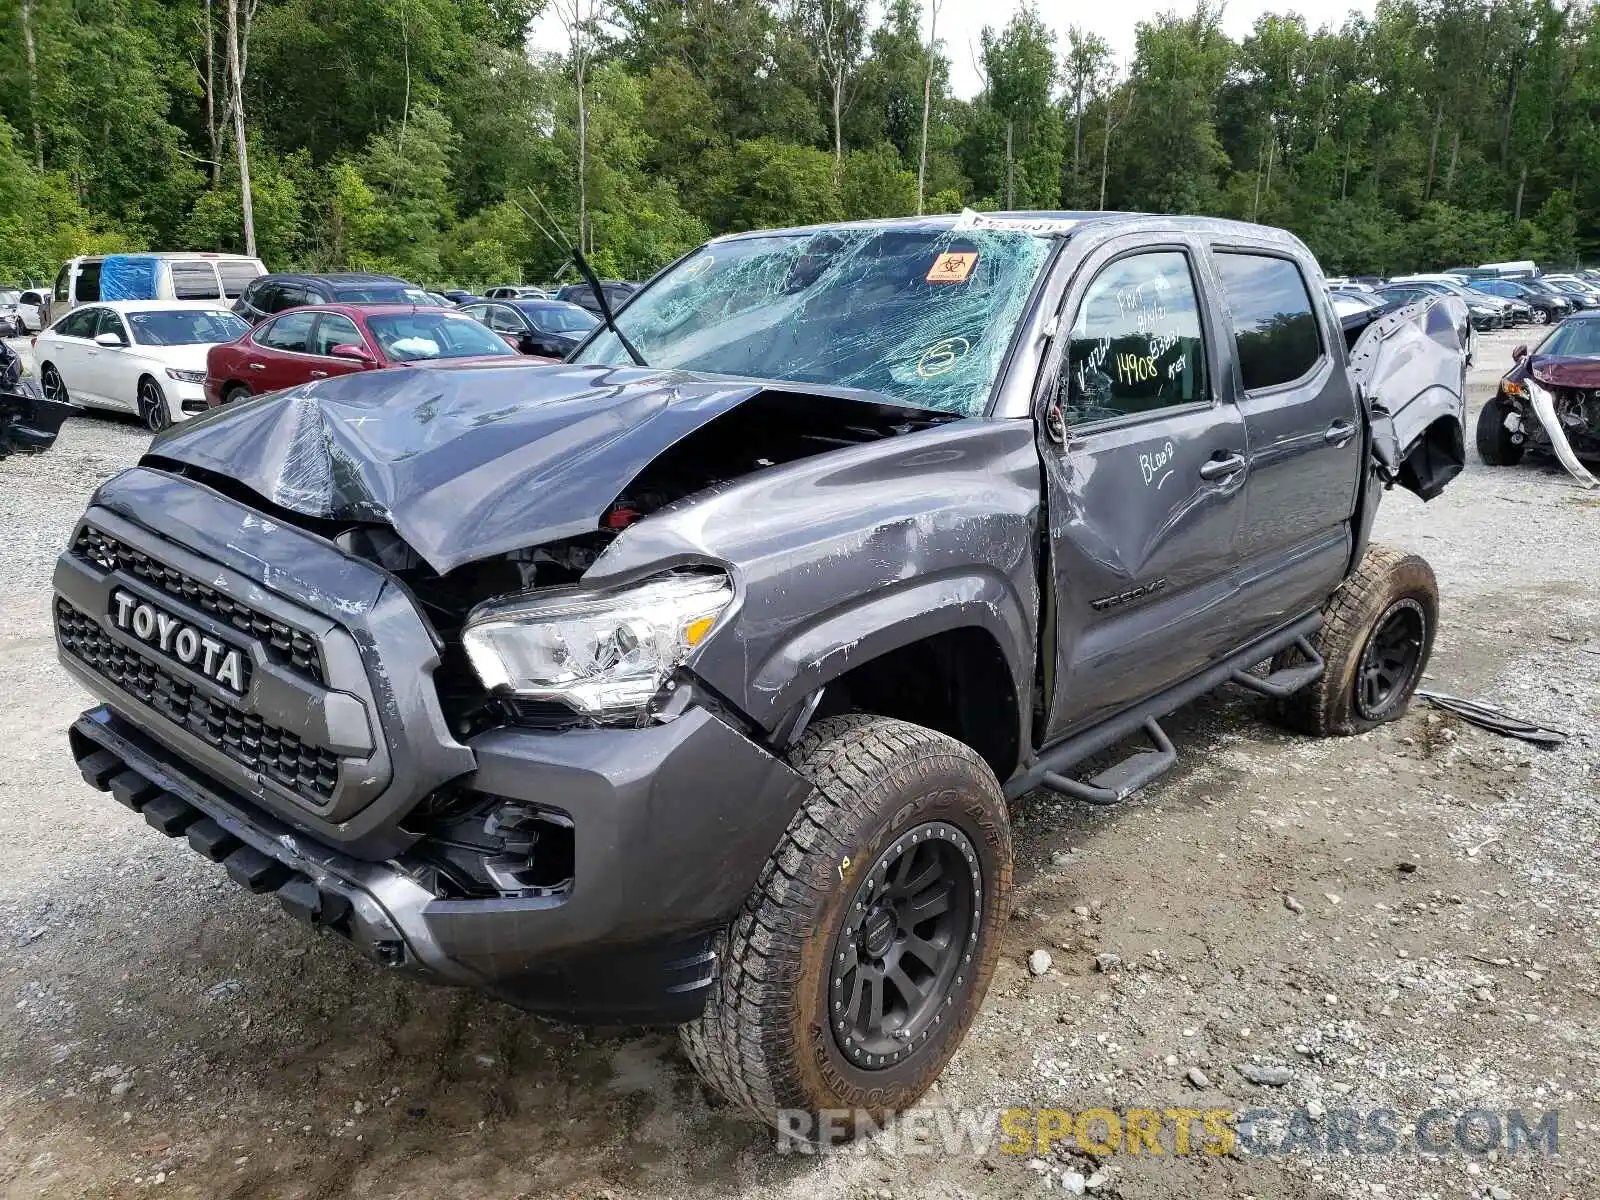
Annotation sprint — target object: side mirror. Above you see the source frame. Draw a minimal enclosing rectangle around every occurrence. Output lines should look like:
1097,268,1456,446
94,331,126,348
330,343,376,366
1512,344,1528,362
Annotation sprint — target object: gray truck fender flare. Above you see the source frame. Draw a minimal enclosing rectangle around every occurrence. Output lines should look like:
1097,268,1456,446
749,569,1033,742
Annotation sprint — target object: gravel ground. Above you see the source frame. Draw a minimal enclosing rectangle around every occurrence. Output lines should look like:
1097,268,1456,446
1,329,1596,1199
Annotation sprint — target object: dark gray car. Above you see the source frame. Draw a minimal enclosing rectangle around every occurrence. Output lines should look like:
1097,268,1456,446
53,212,1466,1137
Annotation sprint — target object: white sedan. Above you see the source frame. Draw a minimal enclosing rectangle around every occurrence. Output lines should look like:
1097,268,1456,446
34,301,250,431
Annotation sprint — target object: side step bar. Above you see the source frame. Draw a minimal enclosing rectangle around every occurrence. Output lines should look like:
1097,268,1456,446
1042,717,1175,806
1006,611,1324,804
1228,636,1325,699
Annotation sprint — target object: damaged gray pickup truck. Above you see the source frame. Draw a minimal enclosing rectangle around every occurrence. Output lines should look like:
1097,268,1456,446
54,212,1467,1132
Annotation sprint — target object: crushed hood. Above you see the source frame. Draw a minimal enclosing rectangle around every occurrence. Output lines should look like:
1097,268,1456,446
1530,357,1600,388
142,360,889,574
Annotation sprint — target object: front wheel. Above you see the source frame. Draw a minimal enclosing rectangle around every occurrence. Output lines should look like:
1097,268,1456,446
1476,396,1525,466
1276,545,1438,737
138,377,171,432
1532,308,1550,325
680,714,1012,1137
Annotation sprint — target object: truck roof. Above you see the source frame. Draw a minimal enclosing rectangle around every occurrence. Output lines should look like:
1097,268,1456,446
710,209,1306,245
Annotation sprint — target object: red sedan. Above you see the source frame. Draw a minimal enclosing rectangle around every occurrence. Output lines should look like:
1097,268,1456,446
203,304,535,407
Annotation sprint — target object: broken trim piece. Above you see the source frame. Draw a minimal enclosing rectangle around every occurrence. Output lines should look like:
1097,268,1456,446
1525,378,1600,489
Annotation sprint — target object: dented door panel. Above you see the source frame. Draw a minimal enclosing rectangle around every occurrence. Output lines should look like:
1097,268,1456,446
1036,234,1251,740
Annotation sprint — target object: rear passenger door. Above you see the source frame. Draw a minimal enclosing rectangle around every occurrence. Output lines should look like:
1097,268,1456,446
1209,247,1361,638
1038,237,1250,740
250,311,320,392
47,307,101,400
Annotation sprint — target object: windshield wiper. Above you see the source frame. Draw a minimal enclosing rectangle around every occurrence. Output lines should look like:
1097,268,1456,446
573,248,648,367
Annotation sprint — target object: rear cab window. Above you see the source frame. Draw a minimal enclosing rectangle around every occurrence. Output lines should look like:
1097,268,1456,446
1213,252,1323,390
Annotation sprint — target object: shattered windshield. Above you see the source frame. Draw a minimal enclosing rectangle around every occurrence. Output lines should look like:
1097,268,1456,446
571,227,1054,417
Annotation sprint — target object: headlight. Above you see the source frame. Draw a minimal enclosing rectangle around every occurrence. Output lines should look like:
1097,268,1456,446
165,368,207,383
461,570,733,722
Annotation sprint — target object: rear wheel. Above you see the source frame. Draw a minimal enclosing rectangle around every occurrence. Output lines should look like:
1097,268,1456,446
1476,396,1525,466
40,362,67,404
137,376,171,432
679,714,1012,1137
1276,545,1438,737
222,383,251,406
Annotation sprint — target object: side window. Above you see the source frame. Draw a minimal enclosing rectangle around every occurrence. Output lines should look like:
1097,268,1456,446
461,304,488,322
59,308,97,338
257,311,317,352
1214,252,1323,391
487,305,525,333
1063,250,1209,423
218,262,261,299
273,286,310,313
94,308,127,341
76,261,102,303
171,261,222,300
311,314,363,356
54,265,71,303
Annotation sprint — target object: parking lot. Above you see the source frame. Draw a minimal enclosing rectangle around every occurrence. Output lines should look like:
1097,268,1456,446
0,327,1596,1199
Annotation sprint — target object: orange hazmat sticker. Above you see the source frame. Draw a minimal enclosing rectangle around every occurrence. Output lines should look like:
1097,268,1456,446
927,251,978,283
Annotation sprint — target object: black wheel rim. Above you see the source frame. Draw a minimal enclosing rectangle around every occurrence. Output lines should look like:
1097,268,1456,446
1355,598,1427,720
141,382,168,431
42,366,64,402
827,821,979,1071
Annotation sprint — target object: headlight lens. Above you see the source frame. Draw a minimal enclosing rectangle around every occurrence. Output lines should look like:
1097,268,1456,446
165,367,207,383
461,571,733,721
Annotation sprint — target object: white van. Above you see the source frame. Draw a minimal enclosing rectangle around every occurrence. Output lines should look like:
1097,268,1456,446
52,253,266,320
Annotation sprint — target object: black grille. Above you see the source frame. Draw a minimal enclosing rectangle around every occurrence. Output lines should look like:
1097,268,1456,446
72,525,325,685
56,600,339,802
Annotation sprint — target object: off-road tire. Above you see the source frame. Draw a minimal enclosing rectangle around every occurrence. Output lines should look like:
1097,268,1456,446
679,714,1012,1136
1476,396,1525,466
1276,544,1438,737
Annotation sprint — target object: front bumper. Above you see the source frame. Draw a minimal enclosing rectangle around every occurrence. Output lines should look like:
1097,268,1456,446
55,467,813,1023
70,695,808,1023
171,379,208,416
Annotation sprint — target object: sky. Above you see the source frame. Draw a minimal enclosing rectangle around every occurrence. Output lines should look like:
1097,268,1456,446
528,0,1382,101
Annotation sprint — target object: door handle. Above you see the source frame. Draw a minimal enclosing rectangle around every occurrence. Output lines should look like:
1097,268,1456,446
248,362,266,370
1324,419,1356,445
309,369,328,378
1199,452,1246,481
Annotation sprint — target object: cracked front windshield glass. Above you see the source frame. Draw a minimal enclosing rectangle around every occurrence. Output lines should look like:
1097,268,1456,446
571,226,1054,417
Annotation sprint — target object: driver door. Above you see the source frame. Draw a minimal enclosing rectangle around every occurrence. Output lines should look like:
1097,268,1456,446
1037,237,1251,741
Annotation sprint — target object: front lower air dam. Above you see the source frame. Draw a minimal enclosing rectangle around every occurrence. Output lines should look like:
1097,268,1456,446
1526,379,1600,489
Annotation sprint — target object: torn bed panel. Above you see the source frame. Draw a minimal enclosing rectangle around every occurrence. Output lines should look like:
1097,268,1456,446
1347,297,1468,500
